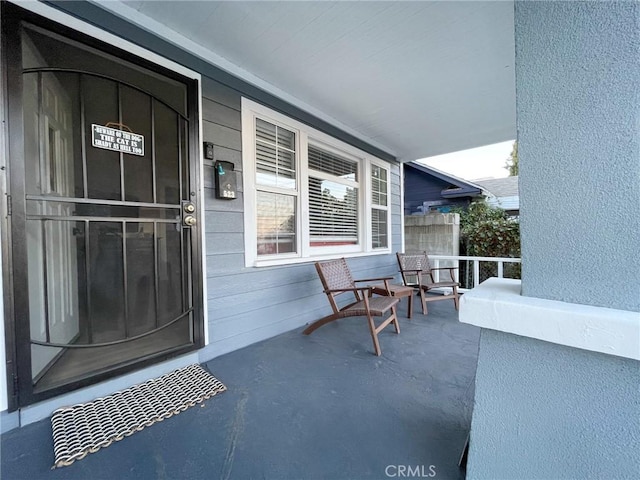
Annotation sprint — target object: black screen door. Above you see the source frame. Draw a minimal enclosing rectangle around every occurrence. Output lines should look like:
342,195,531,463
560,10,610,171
4,12,203,407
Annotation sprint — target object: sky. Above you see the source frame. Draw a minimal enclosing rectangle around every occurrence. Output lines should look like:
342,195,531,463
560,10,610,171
415,140,515,181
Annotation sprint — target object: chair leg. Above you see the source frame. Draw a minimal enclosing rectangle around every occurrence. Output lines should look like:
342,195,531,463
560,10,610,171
391,306,400,334
420,288,428,315
453,286,460,310
366,313,382,356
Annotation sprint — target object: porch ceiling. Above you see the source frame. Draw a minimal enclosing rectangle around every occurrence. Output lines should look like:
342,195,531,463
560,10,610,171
117,1,516,161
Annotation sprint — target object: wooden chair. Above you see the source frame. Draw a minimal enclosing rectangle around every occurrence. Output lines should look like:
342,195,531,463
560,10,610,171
396,252,460,314
303,258,400,356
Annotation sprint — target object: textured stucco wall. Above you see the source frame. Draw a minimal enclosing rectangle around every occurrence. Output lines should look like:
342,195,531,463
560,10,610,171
467,329,640,480
517,1,640,311
466,4,640,478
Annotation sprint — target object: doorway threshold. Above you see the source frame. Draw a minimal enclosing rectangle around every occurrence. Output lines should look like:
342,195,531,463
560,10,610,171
15,352,200,430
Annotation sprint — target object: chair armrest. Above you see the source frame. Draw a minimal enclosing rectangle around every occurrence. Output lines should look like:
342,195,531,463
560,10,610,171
324,286,372,294
354,276,394,283
429,267,458,282
398,269,422,273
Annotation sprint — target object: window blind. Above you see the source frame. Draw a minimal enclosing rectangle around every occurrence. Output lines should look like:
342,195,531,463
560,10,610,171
308,145,359,246
255,118,296,189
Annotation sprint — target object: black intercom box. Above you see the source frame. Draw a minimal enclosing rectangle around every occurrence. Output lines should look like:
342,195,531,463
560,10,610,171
203,141,214,160
214,161,236,199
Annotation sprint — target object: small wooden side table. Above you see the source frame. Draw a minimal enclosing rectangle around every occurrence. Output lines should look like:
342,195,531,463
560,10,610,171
371,284,414,319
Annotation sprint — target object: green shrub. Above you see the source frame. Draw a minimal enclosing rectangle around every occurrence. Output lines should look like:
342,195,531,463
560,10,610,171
452,201,521,286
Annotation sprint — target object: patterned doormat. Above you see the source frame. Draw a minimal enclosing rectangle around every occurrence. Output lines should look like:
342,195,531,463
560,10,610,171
51,364,226,468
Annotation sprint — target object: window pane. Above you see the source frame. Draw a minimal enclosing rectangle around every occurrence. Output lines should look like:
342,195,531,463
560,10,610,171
277,149,295,179
309,177,358,246
277,126,295,150
372,208,388,249
257,192,296,255
255,119,296,189
371,165,388,206
308,145,357,181
256,141,276,179
256,118,276,144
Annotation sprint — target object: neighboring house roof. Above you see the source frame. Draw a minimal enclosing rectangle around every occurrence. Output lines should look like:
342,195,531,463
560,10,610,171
404,163,520,213
407,162,483,198
472,176,520,211
472,176,519,197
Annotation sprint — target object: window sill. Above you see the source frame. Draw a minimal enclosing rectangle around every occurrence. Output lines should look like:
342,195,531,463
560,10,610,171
248,248,392,268
459,278,640,360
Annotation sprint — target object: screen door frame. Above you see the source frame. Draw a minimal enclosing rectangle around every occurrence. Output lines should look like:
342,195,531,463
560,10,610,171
1,3,205,410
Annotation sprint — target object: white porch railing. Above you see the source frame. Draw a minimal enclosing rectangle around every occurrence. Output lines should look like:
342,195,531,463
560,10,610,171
429,255,522,291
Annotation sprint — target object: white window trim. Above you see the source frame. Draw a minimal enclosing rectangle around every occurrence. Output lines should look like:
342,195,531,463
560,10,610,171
241,98,392,267
369,157,392,251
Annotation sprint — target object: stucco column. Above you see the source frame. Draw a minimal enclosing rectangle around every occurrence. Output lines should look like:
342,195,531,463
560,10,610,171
517,0,639,311
460,2,640,479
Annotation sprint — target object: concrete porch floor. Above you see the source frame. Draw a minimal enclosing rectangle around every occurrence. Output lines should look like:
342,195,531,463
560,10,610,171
1,299,480,480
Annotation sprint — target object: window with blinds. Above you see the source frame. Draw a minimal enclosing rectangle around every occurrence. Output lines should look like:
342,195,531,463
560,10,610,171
371,165,389,249
308,145,359,247
242,98,392,266
255,118,297,256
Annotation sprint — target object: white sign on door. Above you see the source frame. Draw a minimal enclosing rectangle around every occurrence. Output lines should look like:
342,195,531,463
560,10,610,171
91,124,144,156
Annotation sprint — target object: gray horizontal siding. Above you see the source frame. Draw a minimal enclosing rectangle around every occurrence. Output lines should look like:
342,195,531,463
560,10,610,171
211,146,242,170
201,77,241,110
392,237,402,252
205,232,244,254
206,253,246,275
208,254,399,299
209,296,327,339
200,77,403,363
204,210,243,233
198,314,307,362
202,98,241,130
203,121,241,151
203,189,244,210
208,278,324,319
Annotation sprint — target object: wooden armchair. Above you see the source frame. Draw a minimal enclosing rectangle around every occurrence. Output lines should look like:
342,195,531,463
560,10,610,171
396,252,460,315
303,258,400,356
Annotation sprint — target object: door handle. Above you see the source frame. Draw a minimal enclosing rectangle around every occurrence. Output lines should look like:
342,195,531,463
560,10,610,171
182,201,197,226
